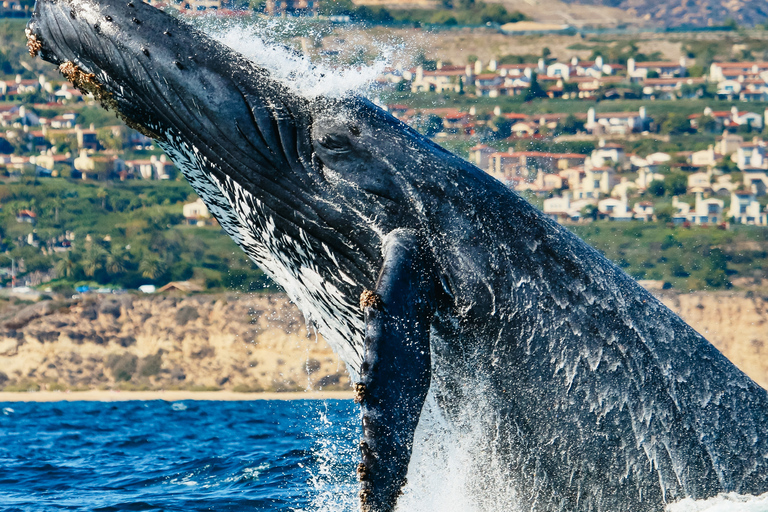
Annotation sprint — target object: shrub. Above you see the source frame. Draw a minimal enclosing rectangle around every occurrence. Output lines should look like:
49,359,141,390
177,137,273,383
138,352,163,377
106,352,138,382
175,305,199,326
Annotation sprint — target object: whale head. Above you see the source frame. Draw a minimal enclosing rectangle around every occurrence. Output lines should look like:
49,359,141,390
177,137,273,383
25,0,444,368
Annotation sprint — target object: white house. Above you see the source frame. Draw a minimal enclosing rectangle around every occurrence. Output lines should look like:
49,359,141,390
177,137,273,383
728,190,768,225
684,193,724,225
590,140,625,167
611,177,638,198
468,144,496,169
735,141,767,170
586,106,649,135
182,198,211,226
597,194,633,221
636,167,665,190
742,168,768,196
633,201,654,221
687,172,712,194
543,194,572,222
690,145,720,167
574,166,616,199
628,58,686,79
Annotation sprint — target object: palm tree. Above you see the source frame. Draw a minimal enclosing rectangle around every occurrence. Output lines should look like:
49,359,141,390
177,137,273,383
81,242,106,278
105,246,128,276
139,255,165,280
55,251,76,278
50,195,63,223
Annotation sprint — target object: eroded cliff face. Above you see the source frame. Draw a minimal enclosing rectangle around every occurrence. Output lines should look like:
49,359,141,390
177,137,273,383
0,294,350,392
0,292,765,392
657,292,768,390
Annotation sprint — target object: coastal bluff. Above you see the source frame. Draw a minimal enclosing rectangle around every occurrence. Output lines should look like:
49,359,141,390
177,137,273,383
0,291,766,392
0,293,350,393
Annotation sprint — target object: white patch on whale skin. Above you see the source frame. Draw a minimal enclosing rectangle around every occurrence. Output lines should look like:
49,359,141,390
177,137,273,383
157,131,365,370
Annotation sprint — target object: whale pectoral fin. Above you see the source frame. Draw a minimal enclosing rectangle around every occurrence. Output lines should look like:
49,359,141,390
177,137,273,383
357,228,435,512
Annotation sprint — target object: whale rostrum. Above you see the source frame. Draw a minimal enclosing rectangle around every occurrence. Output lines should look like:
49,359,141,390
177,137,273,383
27,1,768,510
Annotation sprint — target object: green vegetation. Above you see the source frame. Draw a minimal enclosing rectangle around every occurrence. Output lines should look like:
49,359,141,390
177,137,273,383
0,177,277,292
318,0,527,26
571,222,768,290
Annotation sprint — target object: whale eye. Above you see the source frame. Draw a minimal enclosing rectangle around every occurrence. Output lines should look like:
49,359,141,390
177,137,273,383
104,15,112,21
93,23,101,33
349,125,360,136
319,133,350,152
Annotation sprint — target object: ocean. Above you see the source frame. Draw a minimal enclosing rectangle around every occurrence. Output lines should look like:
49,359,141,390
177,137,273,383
0,400,360,512
4,399,768,512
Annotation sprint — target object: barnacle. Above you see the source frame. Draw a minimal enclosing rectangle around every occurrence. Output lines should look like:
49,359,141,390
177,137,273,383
359,290,382,310
58,60,159,139
25,29,42,57
354,382,367,404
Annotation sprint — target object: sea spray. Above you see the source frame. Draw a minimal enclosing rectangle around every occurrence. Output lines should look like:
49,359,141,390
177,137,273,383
299,400,359,512
666,493,768,512
187,14,407,98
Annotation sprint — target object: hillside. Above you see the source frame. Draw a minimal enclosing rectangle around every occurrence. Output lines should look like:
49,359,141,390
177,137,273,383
0,291,766,393
563,0,768,27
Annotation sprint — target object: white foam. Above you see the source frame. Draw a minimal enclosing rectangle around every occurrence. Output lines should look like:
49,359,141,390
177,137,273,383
667,493,768,512
192,16,396,98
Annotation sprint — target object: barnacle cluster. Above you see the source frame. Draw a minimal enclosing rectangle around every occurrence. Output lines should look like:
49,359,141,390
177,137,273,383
58,60,159,139
354,382,367,404
359,290,382,310
25,29,42,57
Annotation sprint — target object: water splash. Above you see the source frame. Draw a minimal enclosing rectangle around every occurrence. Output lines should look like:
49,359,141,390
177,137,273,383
298,401,359,512
190,15,401,99
666,492,768,512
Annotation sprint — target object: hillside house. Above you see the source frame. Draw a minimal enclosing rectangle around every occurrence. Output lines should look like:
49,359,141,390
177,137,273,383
74,150,124,180
124,154,175,180
628,58,687,80
542,194,572,222
611,177,638,199
468,144,495,169
689,145,720,167
183,198,211,226
688,172,712,194
411,66,472,94
573,166,616,199
735,141,767,170
15,210,36,224
742,169,768,195
709,62,768,82
586,107,650,135
728,190,767,225
673,193,724,225
597,195,633,221
542,193,594,222
487,151,586,183
590,141,626,168
633,201,654,221
76,125,100,151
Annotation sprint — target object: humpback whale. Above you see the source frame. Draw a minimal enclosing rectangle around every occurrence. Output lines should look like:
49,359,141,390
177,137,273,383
26,2,768,510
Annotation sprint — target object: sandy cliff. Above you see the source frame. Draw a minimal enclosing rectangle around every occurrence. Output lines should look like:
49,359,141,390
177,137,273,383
0,294,349,392
0,291,765,392
657,292,768,389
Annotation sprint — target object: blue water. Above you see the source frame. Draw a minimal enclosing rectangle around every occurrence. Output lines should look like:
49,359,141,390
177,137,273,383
0,400,361,511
